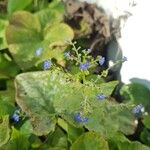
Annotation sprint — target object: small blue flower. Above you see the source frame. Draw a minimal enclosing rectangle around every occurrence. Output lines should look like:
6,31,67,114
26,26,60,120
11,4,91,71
132,104,144,114
122,56,127,62
99,57,105,66
96,93,106,100
80,62,90,71
43,60,52,70
74,113,88,123
12,109,20,123
64,52,70,58
35,47,43,56
12,113,20,122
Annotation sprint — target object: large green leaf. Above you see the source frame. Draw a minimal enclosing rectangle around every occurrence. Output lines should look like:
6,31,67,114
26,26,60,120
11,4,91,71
0,115,10,147
15,70,64,135
6,10,74,70
15,69,134,137
70,132,109,150
7,0,33,15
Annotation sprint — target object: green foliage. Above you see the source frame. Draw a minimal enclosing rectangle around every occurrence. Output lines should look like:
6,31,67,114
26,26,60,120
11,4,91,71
57,118,84,144
70,132,109,150
0,19,8,50
40,127,68,150
0,53,19,79
7,0,33,15
1,127,30,150
0,0,150,149
6,1,74,70
117,141,150,150
14,68,135,138
0,115,10,147
120,83,150,113
140,128,150,146
143,115,150,129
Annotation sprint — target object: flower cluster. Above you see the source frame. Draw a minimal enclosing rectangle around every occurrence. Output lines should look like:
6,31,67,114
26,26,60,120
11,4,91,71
74,112,88,123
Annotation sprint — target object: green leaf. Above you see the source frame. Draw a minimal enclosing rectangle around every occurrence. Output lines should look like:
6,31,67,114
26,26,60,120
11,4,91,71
42,127,68,149
0,80,16,117
108,131,150,150
29,134,42,149
0,99,15,117
0,80,16,104
1,127,30,150
140,128,150,146
70,132,109,150
6,11,74,70
0,53,19,79
57,118,84,144
7,0,33,15
0,19,8,50
143,115,150,129
85,102,135,136
108,132,129,150
19,120,33,138
36,0,64,28
0,115,10,147
15,70,63,135
120,83,150,113
117,141,150,150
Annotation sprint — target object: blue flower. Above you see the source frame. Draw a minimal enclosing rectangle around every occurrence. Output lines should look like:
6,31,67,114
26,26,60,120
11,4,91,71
132,104,144,115
35,47,43,56
96,93,106,100
99,57,105,66
122,56,127,62
64,52,70,58
43,60,52,70
80,62,90,71
12,113,20,122
12,109,20,123
74,113,88,123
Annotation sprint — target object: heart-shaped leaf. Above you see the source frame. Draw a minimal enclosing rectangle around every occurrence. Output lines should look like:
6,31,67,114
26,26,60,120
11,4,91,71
6,10,74,70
